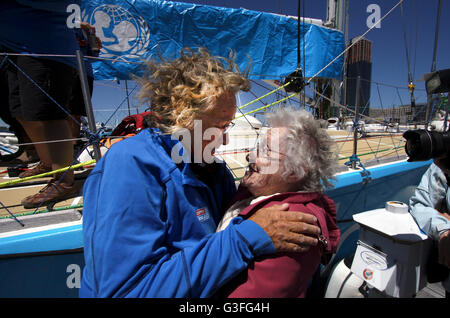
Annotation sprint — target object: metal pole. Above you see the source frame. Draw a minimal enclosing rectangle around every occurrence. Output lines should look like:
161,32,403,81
352,76,361,169
425,0,442,128
431,0,442,73
125,80,131,116
76,50,101,161
297,0,301,69
340,0,349,130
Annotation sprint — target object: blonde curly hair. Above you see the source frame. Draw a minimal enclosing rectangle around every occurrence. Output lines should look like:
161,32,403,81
135,47,251,133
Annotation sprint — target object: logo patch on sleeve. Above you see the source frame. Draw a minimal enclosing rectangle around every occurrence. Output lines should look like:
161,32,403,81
195,208,210,222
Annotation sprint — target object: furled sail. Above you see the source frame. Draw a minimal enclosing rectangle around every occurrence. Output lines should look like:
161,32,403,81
80,0,345,80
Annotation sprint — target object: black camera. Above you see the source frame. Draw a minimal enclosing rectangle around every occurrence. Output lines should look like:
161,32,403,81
403,129,450,162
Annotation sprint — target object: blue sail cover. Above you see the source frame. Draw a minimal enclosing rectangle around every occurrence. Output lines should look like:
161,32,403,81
80,0,345,80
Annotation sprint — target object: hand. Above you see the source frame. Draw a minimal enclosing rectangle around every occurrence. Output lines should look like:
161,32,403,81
249,203,321,253
438,230,450,268
80,22,96,34
94,36,103,50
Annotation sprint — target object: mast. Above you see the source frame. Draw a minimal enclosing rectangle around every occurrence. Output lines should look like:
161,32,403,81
352,76,361,169
425,0,442,127
76,50,101,161
400,2,416,112
125,80,131,116
326,0,347,124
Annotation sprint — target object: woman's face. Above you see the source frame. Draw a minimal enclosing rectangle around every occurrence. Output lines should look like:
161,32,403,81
241,127,293,196
190,91,237,163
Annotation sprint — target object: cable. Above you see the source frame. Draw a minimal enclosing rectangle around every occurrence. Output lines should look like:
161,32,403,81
307,0,404,84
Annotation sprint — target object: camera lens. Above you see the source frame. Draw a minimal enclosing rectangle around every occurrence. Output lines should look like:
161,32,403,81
403,130,433,161
403,129,450,162
405,136,420,157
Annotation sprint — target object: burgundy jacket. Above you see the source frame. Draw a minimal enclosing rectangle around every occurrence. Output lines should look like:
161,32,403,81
219,188,340,298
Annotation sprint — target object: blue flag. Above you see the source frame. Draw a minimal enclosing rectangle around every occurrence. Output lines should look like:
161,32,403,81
80,0,345,80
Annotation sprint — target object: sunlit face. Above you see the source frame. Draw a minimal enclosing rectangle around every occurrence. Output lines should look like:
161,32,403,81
241,127,294,196
191,90,237,163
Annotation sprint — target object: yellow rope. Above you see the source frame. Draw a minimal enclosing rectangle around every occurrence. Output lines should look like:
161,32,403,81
235,92,297,119
238,81,292,111
0,159,96,189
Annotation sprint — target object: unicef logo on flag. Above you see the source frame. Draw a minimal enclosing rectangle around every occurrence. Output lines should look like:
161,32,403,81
82,4,150,61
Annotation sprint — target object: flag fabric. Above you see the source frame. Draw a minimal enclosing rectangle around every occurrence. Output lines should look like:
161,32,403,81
81,0,345,80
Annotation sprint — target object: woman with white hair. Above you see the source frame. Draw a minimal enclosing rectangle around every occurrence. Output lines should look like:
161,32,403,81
217,107,341,298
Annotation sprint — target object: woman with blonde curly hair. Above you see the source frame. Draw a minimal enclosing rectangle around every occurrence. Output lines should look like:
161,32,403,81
80,48,321,298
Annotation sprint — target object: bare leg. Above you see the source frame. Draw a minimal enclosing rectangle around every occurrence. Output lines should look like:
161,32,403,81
67,115,82,142
18,118,74,184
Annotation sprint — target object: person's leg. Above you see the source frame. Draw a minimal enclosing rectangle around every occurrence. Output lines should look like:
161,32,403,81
17,118,51,167
13,56,79,207
1,59,37,163
67,114,82,143
18,118,74,183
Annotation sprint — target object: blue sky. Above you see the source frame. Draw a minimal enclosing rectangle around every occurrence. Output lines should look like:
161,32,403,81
90,0,450,126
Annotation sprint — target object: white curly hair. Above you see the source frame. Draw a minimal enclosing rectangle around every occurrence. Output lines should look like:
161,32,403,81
265,107,338,192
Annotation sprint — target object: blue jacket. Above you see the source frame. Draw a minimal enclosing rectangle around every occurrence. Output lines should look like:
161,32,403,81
80,129,275,297
409,163,450,241
409,163,450,291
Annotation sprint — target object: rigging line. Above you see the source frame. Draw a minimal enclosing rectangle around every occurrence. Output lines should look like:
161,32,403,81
85,55,143,66
355,98,371,125
0,55,7,69
103,84,138,126
6,56,83,129
310,85,390,126
376,83,390,124
345,76,426,91
307,0,404,84
0,204,84,220
236,92,260,138
412,0,419,79
248,89,269,107
335,130,354,159
0,52,76,59
245,71,430,88
0,52,143,66
250,79,281,96
360,129,377,159
431,0,442,72
249,80,302,105
236,92,297,119
0,159,96,189
6,137,86,148
95,81,138,91
396,88,405,108
0,201,24,227
0,50,427,88
238,80,292,110
400,2,412,84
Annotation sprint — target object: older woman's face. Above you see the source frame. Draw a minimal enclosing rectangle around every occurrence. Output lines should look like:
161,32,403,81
241,127,293,196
